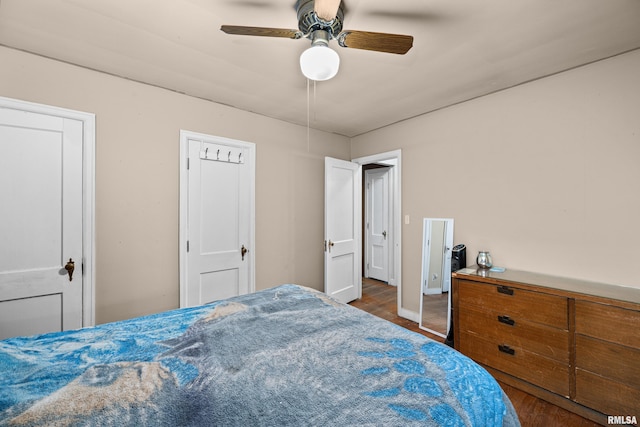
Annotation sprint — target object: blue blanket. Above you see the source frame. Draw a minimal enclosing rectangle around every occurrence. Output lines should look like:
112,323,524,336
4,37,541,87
0,285,519,426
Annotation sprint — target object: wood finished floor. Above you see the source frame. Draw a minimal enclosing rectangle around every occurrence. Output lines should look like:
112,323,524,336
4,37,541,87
350,278,601,427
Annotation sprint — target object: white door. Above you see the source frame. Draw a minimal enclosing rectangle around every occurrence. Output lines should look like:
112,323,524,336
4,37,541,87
0,104,86,339
365,168,389,282
324,157,361,304
180,131,255,307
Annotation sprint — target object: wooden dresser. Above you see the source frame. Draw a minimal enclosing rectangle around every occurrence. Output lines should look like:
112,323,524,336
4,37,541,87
452,268,640,425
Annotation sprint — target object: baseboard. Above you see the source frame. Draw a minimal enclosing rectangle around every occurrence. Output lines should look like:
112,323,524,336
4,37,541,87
398,307,419,323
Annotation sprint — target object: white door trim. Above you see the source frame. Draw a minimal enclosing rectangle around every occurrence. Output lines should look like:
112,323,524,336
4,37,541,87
179,130,256,307
352,150,404,318
0,96,96,327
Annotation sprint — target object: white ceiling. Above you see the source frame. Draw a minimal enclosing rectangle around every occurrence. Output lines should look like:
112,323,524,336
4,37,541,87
1,0,639,137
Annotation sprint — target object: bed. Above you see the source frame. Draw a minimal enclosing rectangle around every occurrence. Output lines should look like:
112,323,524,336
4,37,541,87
0,284,520,426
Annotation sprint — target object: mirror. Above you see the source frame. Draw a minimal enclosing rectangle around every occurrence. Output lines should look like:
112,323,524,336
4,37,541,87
419,218,454,338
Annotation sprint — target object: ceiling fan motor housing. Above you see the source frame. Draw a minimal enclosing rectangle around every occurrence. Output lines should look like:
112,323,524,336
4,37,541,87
296,0,344,38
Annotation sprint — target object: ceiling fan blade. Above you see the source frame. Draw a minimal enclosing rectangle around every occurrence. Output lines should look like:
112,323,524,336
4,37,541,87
220,25,303,39
314,0,342,21
337,30,413,54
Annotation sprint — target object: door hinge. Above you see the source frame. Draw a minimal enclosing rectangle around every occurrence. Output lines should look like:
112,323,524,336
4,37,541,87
187,240,190,252
187,157,190,170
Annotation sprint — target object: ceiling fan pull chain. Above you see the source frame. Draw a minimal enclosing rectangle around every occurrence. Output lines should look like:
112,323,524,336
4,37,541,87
307,77,310,152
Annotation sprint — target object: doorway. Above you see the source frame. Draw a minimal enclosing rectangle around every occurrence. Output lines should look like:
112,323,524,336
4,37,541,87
364,165,391,283
352,150,403,318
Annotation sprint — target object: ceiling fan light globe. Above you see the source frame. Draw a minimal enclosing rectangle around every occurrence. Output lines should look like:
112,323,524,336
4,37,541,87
300,45,340,81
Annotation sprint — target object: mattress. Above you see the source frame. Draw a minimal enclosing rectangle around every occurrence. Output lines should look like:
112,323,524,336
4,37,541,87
0,284,520,426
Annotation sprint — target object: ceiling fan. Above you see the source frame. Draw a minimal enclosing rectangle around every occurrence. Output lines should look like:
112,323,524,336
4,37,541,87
221,0,414,81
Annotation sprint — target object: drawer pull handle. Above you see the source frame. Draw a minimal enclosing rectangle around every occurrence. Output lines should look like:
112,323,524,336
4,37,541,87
498,344,516,356
498,315,515,326
497,286,514,296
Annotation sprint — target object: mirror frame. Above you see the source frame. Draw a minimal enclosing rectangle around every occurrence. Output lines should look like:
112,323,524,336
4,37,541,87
419,218,454,338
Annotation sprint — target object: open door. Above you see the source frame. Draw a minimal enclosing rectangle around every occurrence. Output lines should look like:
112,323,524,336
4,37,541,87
324,157,361,303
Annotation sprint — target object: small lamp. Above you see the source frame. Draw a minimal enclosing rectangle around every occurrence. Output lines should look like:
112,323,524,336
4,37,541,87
299,30,340,81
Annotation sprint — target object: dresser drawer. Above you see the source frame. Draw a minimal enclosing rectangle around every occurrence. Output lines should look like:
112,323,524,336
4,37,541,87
575,334,640,390
459,305,569,363
575,369,640,416
458,279,568,329
459,331,570,397
575,300,640,348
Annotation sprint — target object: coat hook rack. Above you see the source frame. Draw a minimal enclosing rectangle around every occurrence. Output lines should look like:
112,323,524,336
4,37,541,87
200,145,245,164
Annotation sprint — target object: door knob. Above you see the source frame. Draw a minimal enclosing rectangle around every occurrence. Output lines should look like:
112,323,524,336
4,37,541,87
64,258,75,281
241,245,248,261
382,230,387,239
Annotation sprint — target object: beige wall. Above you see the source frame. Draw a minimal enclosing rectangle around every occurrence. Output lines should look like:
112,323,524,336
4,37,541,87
3,44,639,324
0,46,350,324
352,49,640,314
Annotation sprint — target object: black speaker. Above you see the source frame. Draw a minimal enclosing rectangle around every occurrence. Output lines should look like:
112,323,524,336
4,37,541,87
451,244,466,272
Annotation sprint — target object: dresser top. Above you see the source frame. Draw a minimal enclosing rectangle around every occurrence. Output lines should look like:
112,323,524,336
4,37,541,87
454,267,640,305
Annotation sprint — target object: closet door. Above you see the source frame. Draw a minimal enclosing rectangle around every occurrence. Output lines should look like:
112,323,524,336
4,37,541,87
180,131,255,307
0,105,86,339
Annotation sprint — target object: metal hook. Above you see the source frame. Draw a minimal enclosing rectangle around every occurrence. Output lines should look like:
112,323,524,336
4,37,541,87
238,152,243,163
228,151,232,161
216,149,220,160
204,147,208,158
